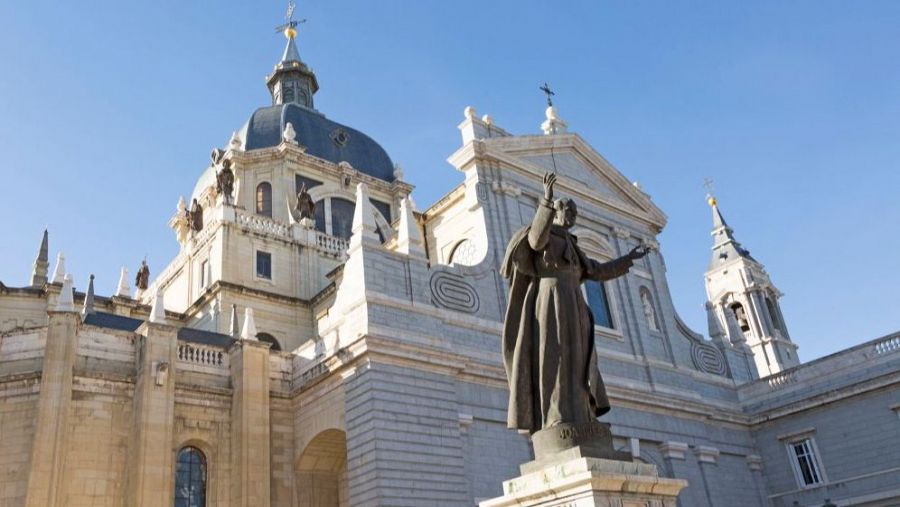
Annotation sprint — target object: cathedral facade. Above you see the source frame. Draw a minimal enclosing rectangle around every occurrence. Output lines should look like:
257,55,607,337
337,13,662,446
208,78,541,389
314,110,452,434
1,25,899,507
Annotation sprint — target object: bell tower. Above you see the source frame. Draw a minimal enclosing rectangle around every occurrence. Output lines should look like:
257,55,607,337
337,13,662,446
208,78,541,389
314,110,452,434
702,194,799,377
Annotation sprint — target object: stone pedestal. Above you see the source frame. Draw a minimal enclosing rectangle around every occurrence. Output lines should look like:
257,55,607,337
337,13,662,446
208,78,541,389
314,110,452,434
479,455,687,507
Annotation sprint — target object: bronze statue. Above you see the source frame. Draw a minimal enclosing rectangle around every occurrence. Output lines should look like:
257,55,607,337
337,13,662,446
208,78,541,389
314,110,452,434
135,260,150,291
501,173,648,435
216,159,235,204
189,198,204,232
295,183,316,221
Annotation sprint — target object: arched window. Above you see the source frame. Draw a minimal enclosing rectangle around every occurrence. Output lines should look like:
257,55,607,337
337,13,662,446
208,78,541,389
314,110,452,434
174,446,207,507
765,296,784,334
314,200,326,233
730,302,750,333
256,182,272,217
283,85,295,104
449,239,479,266
585,280,614,329
330,198,355,240
256,332,281,352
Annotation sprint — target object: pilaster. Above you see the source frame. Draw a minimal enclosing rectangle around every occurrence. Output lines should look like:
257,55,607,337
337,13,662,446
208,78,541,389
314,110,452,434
229,339,272,506
125,320,179,507
23,310,79,507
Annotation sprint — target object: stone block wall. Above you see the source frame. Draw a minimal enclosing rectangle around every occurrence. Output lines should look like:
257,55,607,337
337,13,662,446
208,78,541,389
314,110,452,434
0,381,38,506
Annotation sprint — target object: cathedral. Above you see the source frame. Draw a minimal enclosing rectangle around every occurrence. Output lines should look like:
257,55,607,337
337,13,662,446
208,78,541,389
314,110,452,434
1,16,899,507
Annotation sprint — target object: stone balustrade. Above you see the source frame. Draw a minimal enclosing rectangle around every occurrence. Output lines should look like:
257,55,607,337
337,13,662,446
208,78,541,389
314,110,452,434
874,334,900,355
235,210,291,240
739,331,900,402
315,231,349,257
176,342,230,375
766,370,796,390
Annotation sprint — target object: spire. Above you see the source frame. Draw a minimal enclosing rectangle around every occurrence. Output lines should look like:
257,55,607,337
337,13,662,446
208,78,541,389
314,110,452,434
115,267,131,298
281,34,301,63
149,288,167,324
266,3,319,108
56,274,75,312
397,196,425,257
51,252,66,284
230,304,240,338
240,307,258,340
705,302,727,344
30,229,49,287
707,196,754,269
81,274,96,317
350,182,379,248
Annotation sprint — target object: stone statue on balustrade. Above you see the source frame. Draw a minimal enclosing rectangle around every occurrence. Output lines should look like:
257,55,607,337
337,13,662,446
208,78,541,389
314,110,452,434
188,198,204,232
500,172,649,463
215,159,235,205
288,183,316,228
135,260,150,292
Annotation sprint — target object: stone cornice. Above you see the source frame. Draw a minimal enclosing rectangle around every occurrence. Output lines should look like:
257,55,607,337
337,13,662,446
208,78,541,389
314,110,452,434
232,145,402,196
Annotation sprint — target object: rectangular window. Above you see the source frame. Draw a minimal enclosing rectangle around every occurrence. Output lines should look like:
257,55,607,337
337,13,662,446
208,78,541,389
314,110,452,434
200,260,209,288
256,251,272,280
585,280,614,329
789,438,824,487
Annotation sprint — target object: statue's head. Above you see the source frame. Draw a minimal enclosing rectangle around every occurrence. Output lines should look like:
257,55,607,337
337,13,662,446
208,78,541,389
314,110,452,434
554,198,577,229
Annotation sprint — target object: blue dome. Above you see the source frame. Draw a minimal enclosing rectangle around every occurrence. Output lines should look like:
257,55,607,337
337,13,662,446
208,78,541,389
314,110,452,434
241,103,395,181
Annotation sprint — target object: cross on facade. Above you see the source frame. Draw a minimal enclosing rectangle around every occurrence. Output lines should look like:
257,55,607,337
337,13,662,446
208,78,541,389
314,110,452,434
540,82,555,107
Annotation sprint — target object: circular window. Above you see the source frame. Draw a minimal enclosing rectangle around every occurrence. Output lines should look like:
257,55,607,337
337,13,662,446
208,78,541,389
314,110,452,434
449,239,479,266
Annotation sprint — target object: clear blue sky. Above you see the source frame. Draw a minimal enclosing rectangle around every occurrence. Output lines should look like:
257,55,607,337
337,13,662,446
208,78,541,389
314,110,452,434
1,1,898,361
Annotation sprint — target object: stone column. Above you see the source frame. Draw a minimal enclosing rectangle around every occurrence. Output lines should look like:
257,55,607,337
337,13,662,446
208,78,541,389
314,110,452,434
125,320,179,507
229,339,272,506
24,310,78,507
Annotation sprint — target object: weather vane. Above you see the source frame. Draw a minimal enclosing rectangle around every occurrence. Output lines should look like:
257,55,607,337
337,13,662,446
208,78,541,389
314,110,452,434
540,82,555,107
703,178,717,206
275,1,306,39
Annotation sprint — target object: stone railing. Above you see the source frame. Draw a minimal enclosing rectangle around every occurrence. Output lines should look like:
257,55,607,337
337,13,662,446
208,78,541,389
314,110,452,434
235,211,291,240
874,334,900,355
176,342,229,376
739,331,900,402
766,370,796,390
315,231,349,257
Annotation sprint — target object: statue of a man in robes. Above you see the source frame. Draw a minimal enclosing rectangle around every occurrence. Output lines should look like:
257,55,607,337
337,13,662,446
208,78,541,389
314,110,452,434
295,183,316,221
216,159,235,204
501,173,648,436
188,198,204,232
135,260,150,291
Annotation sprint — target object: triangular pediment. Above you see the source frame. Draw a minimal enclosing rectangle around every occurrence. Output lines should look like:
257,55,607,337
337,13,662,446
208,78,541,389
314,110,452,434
484,134,667,229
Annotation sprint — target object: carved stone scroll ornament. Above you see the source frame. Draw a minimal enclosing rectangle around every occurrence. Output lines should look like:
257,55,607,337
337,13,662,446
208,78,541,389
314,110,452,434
429,271,480,314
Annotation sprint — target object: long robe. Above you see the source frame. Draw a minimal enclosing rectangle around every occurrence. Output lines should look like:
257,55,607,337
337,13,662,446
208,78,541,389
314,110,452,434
501,199,633,432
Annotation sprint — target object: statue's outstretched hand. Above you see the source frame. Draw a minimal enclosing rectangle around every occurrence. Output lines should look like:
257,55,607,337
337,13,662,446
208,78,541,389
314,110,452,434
627,244,651,260
543,172,557,201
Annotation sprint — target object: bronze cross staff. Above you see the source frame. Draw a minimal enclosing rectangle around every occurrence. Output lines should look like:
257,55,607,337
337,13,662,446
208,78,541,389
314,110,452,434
540,82,555,107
